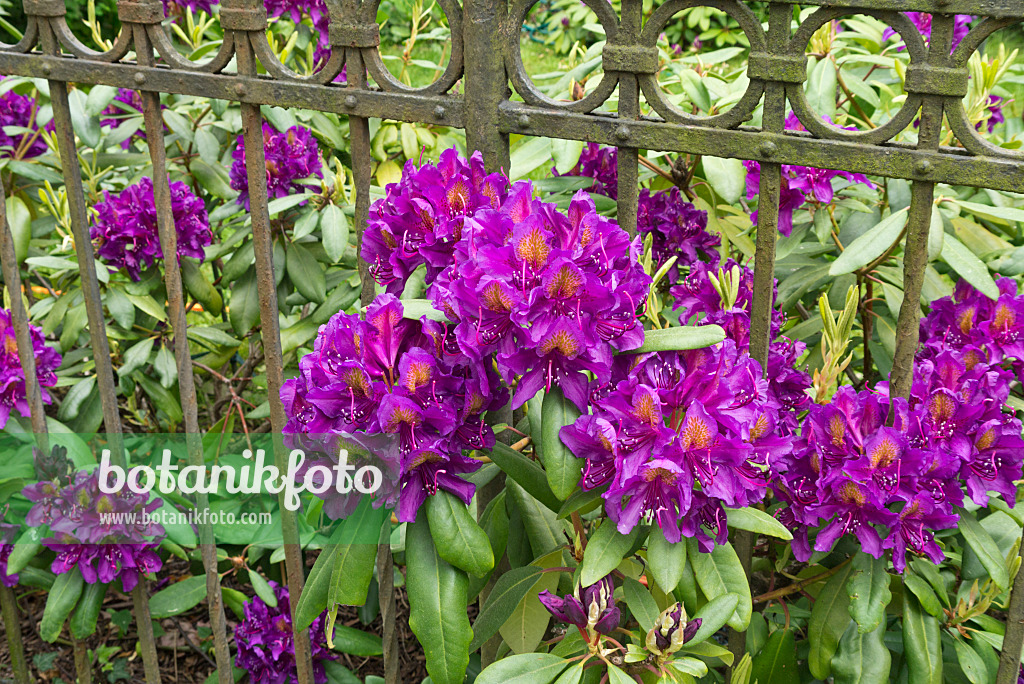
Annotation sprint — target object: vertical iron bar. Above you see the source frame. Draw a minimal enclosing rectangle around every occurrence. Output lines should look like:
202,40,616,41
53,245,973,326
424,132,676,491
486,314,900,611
39,16,163,682
133,20,234,683
347,18,399,679
463,0,510,172
0,584,29,684
234,27,316,684
614,0,641,238
733,3,790,675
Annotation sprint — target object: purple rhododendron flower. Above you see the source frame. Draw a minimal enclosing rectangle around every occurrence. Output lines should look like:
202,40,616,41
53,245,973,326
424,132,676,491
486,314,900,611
163,0,217,15
362,149,508,295
982,95,1005,133
0,521,18,587
562,340,791,550
0,308,61,430
281,294,507,522
638,187,721,276
553,142,619,199
230,123,323,210
23,469,165,591
92,177,212,281
235,581,336,684
882,13,972,52
538,574,620,642
431,184,651,410
745,113,874,235
0,79,52,159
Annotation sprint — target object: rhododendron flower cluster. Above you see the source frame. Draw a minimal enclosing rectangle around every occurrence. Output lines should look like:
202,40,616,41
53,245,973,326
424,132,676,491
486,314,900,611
744,113,874,235
773,345,1023,571
882,13,972,51
919,277,1024,377
362,149,508,294
92,177,212,281
0,308,61,429
281,294,506,522
561,340,791,550
553,142,619,199
23,469,165,591
0,80,52,159
638,187,720,274
235,581,336,684
431,185,651,410
647,603,701,657
671,260,811,423
230,123,323,210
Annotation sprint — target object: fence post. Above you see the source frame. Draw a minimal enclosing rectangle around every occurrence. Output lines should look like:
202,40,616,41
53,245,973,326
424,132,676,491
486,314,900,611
230,2,315,682
463,0,510,173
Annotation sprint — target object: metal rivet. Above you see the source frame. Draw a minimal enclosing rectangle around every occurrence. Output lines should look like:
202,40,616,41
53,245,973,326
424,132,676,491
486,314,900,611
615,125,630,141
134,72,146,85
759,141,777,158
915,159,933,175
345,95,357,108
234,83,246,97
434,105,445,119
40,62,50,76
517,114,530,128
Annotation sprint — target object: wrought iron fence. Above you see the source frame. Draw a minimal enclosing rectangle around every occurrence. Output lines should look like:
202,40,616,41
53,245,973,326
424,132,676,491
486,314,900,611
0,0,1022,683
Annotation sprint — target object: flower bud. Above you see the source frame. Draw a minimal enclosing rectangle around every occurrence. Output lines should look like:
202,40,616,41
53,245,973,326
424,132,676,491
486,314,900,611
646,602,701,656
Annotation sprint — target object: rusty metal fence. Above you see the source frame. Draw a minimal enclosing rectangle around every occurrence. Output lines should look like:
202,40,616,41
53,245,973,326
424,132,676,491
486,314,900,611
0,0,1022,682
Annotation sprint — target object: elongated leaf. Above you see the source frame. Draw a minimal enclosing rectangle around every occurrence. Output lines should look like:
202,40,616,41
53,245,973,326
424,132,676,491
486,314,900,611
950,199,1024,225
806,58,837,123
622,577,660,633
181,258,223,316
542,387,581,500
751,629,797,684
724,507,793,540
287,243,327,303
808,560,857,680
6,525,46,575
70,582,108,639
831,621,891,684
321,204,350,263
687,539,751,630
903,593,942,684
904,574,943,618
829,208,908,275
475,653,570,684
329,499,389,608
941,235,999,300
6,195,29,263
580,519,636,586
229,270,260,335
958,509,1010,590
507,480,568,558
688,593,740,644
40,568,84,642
626,325,726,354
295,543,340,631
847,552,892,633
427,490,494,578
149,574,208,618
248,570,277,608
647,526,686,593
330,624,383,657
469,566,545,652
498,551,559,654
406,519,472,684
953,637,988,684
702,157,746,204
489,442,561,513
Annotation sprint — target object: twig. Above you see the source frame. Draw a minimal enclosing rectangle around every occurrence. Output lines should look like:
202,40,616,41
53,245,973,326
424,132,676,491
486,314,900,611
753,557,852,603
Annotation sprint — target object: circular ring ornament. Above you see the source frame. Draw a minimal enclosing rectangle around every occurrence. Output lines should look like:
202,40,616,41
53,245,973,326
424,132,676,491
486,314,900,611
363,0,464,95
946,17,1024,159
638,0,766,128
787,8,925,145
506,0,620,114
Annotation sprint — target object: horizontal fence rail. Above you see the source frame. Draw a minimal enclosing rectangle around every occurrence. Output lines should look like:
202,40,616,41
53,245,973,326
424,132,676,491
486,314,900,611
0,0,1021,682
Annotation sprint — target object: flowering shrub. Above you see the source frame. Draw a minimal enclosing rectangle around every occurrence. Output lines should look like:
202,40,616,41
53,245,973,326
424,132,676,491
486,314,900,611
91,177,212,281
0,308,61,429
23,469,165,591
0,80,52,159
230,123,324,209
